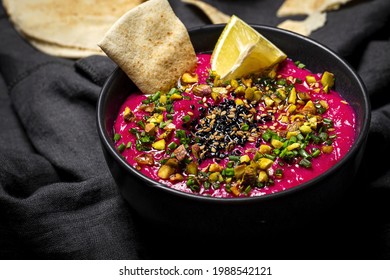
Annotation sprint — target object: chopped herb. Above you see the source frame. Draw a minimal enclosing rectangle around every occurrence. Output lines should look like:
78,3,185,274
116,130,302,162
166,114,173,120
311,148,321,158
113,133,121,142
244,186,251,195
168,142,177,150
137,120,145,129
117,143,126,153
241,123,249,131
299,158,312,168
228,155,240,162
182,115,191,123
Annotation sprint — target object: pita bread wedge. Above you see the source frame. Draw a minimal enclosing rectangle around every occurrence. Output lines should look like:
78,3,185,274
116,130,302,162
278,12,327,36
2,0,144,58
277,0,353,17
98,0,197,95
181,0,230,24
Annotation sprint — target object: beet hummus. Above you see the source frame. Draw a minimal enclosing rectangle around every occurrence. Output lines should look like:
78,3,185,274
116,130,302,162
112,54,356,198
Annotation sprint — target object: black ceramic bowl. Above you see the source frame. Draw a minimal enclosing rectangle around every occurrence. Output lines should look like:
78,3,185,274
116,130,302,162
97,25,370,235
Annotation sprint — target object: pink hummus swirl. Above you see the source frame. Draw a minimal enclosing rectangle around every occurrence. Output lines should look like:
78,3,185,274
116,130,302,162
113,54,356,198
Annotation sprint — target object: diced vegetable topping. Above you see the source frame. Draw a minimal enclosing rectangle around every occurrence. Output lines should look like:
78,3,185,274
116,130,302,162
113,55,352,197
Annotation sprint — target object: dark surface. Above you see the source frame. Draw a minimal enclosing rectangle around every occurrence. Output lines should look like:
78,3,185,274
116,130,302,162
0,0,390,260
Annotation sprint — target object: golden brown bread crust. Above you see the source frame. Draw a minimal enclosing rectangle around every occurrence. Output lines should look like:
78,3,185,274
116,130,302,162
98,0,197,95
2,0,144,58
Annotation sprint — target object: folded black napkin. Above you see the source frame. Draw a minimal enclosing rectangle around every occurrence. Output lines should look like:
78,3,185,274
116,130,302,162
1,0,390,260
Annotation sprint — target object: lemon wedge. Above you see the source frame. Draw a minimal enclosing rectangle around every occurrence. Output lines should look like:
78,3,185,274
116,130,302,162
211,15,287,81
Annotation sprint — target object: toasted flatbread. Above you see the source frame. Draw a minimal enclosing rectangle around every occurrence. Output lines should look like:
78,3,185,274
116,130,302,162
278,12,327,36
3,0,144,58
29,38,104,58
98,0,197,95
181,0,230,24
277,0,353,17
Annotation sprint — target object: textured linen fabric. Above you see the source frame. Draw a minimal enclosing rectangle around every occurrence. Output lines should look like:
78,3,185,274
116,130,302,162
1,0,390,259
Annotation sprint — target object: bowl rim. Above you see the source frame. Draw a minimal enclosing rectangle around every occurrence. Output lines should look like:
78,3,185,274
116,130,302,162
97,24,371,204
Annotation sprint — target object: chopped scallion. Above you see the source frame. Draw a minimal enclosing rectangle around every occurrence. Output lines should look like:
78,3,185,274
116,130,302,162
117,143,126,153
113,133,121,142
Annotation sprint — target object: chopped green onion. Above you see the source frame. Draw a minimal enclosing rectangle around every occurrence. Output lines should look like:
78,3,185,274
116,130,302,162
299,158,312,168
159,121,167,129
117,143,126,153
168,88,177,95
311,135,321,144
276,79,286,86
311,148,321,158
140,135,153,143
151,91,161,101
225,184,231,193
225,167,235,177
297,133,304,141
289,136,297,143
166,104,173,113
264,153,276,161
168,142,177,150
262,131,273,142
182,115,191,123
294,61,305,68
186,178,195,186
137,120,145,129
275,168,283,178
129,128,139,135
319,132,328,142
257,182,264,188
113,133,121,142
228,155,240,162
189,184,200,192
166,114,173,120
241,123,249,131
298,149,311,159
244,186,251,195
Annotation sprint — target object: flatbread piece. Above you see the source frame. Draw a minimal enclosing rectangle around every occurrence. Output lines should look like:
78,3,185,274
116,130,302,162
98,0,197,95
2,0,144,58
278,12,327,36
277,0,353,17
181,0,230,24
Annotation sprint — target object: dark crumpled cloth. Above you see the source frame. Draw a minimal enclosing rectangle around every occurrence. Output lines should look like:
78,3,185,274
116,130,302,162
1,0,390,260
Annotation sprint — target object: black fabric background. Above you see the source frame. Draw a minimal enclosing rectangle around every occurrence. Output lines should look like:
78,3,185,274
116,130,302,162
1,0,390,260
